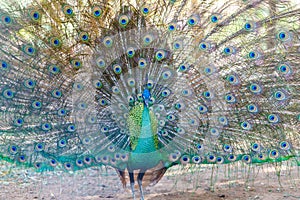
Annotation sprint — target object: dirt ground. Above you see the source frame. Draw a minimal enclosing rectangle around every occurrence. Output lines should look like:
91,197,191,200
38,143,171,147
0,162,299,200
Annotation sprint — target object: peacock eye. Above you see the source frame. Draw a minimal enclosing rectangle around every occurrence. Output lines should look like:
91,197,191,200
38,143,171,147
96,57,106,68
277,63,292,76
247,104,258,113
62,5,74,17
29,10,41,22
35,143,44,151
147,80,154,89
4,16,11,23
223,144,232,152
198,104,208,114
223,46,236,55
192,156,201,164
187,15,200,26
58,108,67,116
76,159,83,167
73,82,83,91
99,98,108,106
71,59,82,69
279,141,290,150
2,15,12,24
102,155,109,163
14,118,24,126
225,94,236,103
248,50,261,60
149,97,155,104
142,6,149,15
103,36,113,47
138,58,147,69
210,15,218,23
173,41,182,50
174,102,185,110
207,155,216,163
127,95,135,103
126,47,135,58
155,50,166,61
48,64,60,74
168,23,177,31
269,149,279,159
175,127,185,135
249,83,262,94
244,21,256,31
50,159,57,167
227,74,239,85
241,121,252,130
203,91,213,99
64,162,72,170
126,78,135,87
276,30,291,42
92,6,102,18
19,155,26,162
216,156,224,164
242,155,251,163
180,155,190,164
203,65,216,76
244,23,251,29
143,34,153,45
169,153,179,162
248,51,256,59
9,145,18,154
2,89,15,99
161,70,172,80
251,143,260,151
58,138,67,147
93,80,102,89
108,145,115,152
51,89,62,98
113,64,122,74
119,15,129,27
41,123,52,131
0,60,9,71
200,43,207,49
84,156,92,164
209,127,220,137
23,45,36,56
267,114,280,124
199,42,211,51
228,155,236,162
178,64,188,72
112,86,120,94
32,100,42,109
274,91,286,101
67,124,76,132
218,116,228,125
79,32,89,42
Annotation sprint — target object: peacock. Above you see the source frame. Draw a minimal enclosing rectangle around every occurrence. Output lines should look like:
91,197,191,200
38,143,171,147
0,0,299,199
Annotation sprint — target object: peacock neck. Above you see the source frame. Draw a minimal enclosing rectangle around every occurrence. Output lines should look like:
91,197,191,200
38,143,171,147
134,105,158,153
127,102,159,153
127,104,161,170
140,106,153,137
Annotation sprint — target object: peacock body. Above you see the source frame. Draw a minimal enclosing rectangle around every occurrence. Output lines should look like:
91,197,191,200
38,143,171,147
0,0,299,199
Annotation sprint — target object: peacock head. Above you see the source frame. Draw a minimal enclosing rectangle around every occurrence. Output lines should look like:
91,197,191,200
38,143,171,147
142,88,151,107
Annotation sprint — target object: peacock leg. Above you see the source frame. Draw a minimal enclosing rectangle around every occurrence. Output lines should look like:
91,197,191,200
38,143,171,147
129,172,136,200
137,171,145,200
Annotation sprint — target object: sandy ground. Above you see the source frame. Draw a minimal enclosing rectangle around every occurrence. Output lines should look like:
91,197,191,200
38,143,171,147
0,162,299,200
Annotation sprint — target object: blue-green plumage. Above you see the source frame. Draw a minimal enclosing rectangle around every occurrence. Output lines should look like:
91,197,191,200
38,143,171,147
128,106,162,171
